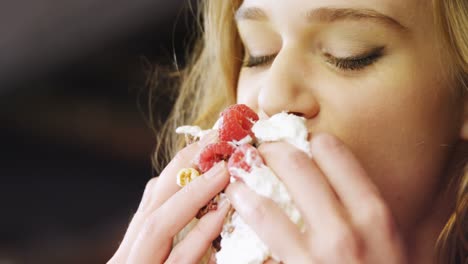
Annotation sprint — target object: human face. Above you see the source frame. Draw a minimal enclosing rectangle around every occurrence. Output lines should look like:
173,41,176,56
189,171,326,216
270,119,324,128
235,0,465,232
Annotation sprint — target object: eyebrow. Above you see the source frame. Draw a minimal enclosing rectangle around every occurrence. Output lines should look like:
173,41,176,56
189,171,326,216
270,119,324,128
235,6,408,32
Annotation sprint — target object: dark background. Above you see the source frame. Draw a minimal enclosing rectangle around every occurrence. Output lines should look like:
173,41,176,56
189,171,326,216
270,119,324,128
0,0,196,263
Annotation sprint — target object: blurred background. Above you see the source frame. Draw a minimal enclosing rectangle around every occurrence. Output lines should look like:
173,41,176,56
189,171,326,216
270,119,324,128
0,0,196,263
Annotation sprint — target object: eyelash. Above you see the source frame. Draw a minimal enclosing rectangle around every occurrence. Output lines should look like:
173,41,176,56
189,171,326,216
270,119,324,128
325,47,384,71
243,54,277,68
242,47,384,71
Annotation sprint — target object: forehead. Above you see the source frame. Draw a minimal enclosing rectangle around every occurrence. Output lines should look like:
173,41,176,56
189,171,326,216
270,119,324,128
239,0,428,28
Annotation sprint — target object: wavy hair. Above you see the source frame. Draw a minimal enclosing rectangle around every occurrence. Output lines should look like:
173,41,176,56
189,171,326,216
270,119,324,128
152,0,468,263
432,0,468,262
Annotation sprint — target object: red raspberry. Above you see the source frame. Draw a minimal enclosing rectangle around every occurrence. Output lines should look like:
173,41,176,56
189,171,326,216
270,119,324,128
228,144,264,178
221,104,259,124
219,104,259,142
219,110,252,142
197,141,236,173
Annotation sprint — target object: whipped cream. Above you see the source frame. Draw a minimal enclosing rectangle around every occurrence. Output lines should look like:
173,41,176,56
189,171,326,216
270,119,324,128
175,112,309,264
253,112,310,156
175,125,207,139
216,112,308,264
217,165,304,264
175,117,223,140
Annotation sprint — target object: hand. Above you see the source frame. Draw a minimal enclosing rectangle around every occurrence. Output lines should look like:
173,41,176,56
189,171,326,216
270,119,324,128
108,133,231,264
225,133,408,264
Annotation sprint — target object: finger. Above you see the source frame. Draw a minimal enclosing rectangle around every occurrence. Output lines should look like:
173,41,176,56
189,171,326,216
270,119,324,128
309,133,381,217
149,131,218,213
310,133,406,263
225,181,306,264
111,132,217,262
258,141,346,230
127,162,230,264
108,177,158,263
154,161,229,237
166,199,231,264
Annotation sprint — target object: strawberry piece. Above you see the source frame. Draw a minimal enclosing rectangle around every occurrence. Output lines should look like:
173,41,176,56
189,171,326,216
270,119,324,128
197,141,236,173
219,104,259,142
228,144,264,178
221,104,259,124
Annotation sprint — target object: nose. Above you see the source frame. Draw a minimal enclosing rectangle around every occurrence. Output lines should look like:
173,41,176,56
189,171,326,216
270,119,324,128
258,47,319,119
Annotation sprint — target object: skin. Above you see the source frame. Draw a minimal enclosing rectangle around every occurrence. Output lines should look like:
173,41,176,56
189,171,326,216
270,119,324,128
232,0,467,263
109,0,468,263
108,132,232,264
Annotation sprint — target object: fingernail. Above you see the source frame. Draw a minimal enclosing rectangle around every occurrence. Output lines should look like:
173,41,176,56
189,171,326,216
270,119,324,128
204,161,226,180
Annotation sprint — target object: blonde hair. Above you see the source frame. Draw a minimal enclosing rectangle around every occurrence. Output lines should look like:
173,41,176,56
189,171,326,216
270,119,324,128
432,0,468,262
152,0,468,263
153,0,243,171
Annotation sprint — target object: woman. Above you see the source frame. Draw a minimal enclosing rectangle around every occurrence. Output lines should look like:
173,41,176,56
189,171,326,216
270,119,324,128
109,0,467,263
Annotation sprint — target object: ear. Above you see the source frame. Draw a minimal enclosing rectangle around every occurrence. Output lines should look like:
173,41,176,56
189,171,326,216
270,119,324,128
461,93,468,140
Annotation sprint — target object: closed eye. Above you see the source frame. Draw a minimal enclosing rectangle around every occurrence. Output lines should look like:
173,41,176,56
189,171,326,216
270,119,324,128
325,47,384,71
242,47,384,71
242,54,277,68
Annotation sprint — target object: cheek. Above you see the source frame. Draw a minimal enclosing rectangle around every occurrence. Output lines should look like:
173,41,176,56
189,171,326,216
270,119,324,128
327,69,459,230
